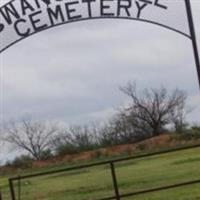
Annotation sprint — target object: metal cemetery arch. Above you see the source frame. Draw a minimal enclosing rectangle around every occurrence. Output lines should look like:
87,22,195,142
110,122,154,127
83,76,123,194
0,0,200,88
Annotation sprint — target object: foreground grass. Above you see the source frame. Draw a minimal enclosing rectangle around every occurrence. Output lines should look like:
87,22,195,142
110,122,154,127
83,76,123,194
1,147,200,200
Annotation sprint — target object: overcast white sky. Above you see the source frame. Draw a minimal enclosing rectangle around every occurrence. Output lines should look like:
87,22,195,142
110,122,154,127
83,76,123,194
0,0,200,163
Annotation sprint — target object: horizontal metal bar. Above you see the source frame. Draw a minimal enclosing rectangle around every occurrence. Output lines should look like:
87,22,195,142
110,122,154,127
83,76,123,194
95,179,200,200
9,144,200,181
120,179,200,198
0,15,191,54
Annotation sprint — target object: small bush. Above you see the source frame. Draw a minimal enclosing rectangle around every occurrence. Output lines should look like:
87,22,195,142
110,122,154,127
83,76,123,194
136,143,147,151
120,147,133,156
171,126,200,141
93,150,103,159
10,155,33,169
40,149,53,161
56,144,78,156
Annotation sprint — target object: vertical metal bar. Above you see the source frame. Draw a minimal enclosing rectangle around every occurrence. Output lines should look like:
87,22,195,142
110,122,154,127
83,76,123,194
185,0,200,90
0,188,2,200
110,162,120,200
18,176,21,200
9,179,16,200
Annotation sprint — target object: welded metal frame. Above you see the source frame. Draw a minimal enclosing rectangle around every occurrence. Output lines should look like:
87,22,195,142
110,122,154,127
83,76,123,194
1,1,200,197
9,144,200,200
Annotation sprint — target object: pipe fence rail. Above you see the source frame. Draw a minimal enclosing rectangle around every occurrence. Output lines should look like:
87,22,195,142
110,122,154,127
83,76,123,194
9,144,200,200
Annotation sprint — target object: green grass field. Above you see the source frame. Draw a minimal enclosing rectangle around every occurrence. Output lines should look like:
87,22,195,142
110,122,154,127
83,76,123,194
1,147,200,200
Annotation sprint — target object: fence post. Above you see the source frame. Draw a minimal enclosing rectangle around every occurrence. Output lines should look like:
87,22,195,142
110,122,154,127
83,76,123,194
0,188,2,200
18,176,21,200
110,162,120,200
9,179,16,200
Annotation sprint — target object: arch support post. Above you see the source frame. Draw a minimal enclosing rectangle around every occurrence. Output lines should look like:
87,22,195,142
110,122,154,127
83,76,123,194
185,0,200,90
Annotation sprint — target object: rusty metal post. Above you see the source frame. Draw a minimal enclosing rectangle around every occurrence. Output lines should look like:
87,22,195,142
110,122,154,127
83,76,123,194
0,188,2,200
9,179,16,200
110,162,120,200
18,176,21,200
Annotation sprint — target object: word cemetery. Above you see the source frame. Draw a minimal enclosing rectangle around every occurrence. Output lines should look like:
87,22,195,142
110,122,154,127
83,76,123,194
0,0,167,37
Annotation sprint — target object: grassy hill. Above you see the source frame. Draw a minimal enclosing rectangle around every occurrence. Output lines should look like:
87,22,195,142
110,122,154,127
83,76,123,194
1,135,200,200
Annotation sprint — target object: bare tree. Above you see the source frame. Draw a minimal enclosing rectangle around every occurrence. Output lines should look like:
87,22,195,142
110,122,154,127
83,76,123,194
120,82,188,136
4,118,58,160
52,123,100,155
98,111,151,146
170,99,192,133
